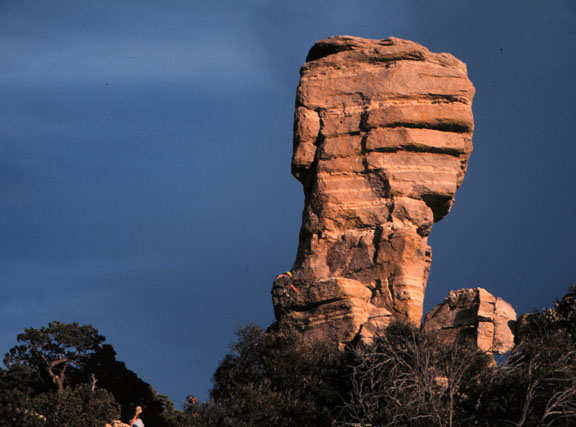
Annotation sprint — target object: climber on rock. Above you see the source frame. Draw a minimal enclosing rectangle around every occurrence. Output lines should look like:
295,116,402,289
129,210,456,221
271,271,298,318
273,271,298,298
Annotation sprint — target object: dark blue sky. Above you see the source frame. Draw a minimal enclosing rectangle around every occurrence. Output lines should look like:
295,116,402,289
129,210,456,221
2,0,575,406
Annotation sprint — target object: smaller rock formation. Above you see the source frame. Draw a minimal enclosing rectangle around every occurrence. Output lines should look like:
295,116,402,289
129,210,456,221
423,288,516,353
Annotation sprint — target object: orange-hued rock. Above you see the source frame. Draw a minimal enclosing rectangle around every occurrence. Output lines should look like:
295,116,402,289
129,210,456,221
272,36,475,345
423,288,517,353
273,277,393,345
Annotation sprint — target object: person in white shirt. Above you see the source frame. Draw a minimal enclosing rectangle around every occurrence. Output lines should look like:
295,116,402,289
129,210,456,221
129,406,144,427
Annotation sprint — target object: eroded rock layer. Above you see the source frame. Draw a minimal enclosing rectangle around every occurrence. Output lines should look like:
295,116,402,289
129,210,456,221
423,288,517,354
273,36,475,345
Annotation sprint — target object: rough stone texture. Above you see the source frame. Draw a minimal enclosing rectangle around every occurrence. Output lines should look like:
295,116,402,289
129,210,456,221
423,288,517,353
273,277,392,345
272,36,475,345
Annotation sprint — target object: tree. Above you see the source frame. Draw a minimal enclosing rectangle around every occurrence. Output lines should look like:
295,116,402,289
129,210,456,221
198,324,350,427
3,321,105,393
2,321,183,426
345,321,490,427
83,344,183,427
546,285,576,336
475,329,576,426
513,332,576,426
476,287,576,426
0,365,45,427
30,384,120,427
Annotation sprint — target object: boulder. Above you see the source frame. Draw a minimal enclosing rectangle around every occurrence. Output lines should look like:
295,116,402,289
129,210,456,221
423,288,517,353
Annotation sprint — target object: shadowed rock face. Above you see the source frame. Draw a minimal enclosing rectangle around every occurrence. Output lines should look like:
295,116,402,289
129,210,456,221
273,36,475,345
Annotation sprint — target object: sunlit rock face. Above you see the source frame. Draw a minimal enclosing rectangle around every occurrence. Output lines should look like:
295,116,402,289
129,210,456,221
423,288,517,354
273,36,475,345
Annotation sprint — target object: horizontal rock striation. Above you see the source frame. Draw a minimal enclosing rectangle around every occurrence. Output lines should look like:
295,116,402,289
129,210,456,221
273,36,475,345
423,288,517,354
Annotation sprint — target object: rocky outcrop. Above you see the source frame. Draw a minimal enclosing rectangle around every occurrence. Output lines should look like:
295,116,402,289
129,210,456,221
272,36,475,345
423,288,517,353
273,277,391,345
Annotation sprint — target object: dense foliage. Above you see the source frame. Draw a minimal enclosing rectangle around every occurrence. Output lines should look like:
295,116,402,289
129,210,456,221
28,385,120,427
184,287,576,427
1,322,182,427
345,322,491,426
82,344,182,426
4,321,105,394
183,324,351,427
3,287,576,426
473,285,576,426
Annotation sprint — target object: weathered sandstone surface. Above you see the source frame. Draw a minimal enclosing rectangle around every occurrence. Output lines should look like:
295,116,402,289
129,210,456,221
423,288,517,353
272,36,475,345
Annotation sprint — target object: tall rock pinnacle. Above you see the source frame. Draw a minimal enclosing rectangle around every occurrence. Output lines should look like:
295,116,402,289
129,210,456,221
272,36,475,345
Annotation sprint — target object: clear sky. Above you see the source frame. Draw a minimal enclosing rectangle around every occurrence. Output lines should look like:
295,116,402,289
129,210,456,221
1,0,575,407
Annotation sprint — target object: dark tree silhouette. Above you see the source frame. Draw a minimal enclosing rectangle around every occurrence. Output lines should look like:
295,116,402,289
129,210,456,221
2,321,183,426
3,321,105,393
198,324,350,427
